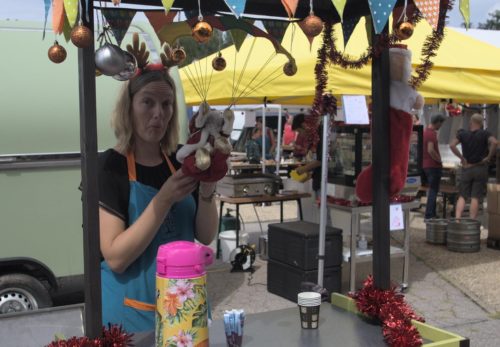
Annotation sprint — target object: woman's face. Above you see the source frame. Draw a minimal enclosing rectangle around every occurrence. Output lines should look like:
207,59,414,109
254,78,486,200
131,80,174,146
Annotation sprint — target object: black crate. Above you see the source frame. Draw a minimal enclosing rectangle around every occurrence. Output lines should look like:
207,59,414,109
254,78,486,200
267,259,341,302
268,221,343,270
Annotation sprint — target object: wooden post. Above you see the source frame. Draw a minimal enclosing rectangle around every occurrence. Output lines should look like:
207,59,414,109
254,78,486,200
78,0,102,337
371,26,391,290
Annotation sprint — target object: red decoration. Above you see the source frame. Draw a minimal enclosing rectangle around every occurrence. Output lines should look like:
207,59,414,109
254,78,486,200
350,275,425,347
47,324,134,347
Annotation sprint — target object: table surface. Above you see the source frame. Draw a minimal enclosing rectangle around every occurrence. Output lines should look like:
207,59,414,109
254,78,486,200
218,192,311,204
133,303,388,347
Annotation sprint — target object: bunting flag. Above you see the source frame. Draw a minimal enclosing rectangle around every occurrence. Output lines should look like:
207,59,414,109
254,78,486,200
280,0,298,18
145,10,177,43
341,16,360,47
230,29,248,51
368,0,397,34
365,16,373,45
161,0,174,13
224,0,247,18
101,8,136,46
413,0,441,30
459,0,470,29
331,0,347,21
63,0,78,27
261,19,289,43
62,13,72,42
52,0,65,35
43,0,51,39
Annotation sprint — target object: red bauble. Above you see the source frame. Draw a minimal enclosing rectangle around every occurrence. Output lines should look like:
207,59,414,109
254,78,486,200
302,13,324,37
192,21,213,43
48,41,67,63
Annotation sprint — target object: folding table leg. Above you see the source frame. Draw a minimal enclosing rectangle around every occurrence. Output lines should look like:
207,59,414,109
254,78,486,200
216,201,224,259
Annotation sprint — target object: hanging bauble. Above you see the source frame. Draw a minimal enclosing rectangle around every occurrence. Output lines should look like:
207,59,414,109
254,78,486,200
192,20,213,43
212,53,226,71
70,24,93,48
113,51,138,81
283,60,297,76
172,47,187,65
95,43,127,76
96,69,102,77
302,12,324,37
48,41,67,64
395,21,414,40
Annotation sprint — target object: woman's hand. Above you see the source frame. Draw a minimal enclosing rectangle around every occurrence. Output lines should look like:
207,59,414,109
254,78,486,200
158,170,198,206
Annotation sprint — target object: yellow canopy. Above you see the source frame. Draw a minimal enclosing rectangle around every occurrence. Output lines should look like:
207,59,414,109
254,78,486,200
180,19,500,105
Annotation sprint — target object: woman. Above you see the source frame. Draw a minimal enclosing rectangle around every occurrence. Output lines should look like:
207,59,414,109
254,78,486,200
97,69,218,332
254,116,276,160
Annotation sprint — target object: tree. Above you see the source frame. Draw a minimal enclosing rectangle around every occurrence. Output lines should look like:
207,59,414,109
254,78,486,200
477,10,500,30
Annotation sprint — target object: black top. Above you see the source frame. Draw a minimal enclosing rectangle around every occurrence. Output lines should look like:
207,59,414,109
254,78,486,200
97,148,198,223
457,129,491,164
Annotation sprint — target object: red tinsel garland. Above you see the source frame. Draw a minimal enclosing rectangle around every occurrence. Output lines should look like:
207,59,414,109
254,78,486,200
350,275,425,347
46,324,134,347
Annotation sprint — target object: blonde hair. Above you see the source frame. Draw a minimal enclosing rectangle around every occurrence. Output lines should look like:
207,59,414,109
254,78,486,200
470,113,484,127
111,70,179,155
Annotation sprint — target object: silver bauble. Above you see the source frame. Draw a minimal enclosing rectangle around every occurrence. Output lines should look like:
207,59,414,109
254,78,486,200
95,43,126,76
113,51,138,81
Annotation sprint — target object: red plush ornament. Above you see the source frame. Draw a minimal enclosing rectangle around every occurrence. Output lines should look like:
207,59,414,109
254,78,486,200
355,46,424,203
176,102,235,182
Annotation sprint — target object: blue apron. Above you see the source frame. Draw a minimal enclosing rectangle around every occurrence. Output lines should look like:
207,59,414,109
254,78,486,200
101,151,195,332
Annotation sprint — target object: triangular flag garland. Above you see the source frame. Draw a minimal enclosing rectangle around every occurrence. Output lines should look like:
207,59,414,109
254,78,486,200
101,8,136,46
229,29,248,51
52,0,65,35
62,12,72,42
261,19,289,43
368,0,397,34
365,16,373,45
331,0,347,21
224,0,247,18
161,0,174,14
341,16,360,47
413,0,441,30
459,0,470,29
281,0,298,19
43,0,51,39
63,0,78,27
145,10,177,39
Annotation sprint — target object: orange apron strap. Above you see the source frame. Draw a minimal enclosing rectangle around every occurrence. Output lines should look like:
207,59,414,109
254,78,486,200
163,151,177,174
123,297,156,311
126,151,137,181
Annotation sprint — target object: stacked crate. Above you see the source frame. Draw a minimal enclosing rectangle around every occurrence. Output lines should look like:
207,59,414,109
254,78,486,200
487,183,500,249
266,221,343,302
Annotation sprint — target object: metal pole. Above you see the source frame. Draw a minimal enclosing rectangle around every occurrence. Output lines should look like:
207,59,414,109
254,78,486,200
78,0,102,337
261,105,266,173
371,27,391,290
275,106,282,174
317,114,330,287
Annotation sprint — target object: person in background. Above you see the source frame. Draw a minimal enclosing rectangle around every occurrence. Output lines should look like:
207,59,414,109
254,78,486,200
282,113,297,146
97,66,218,332
450,113,498,219
254,116,276,160
423,114,446,220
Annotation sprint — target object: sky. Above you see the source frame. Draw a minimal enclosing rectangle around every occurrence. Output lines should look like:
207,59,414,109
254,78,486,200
1,0,499,28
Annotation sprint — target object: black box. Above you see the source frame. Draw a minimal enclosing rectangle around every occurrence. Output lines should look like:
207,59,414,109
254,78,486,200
268,221,343,270
267,259,341,302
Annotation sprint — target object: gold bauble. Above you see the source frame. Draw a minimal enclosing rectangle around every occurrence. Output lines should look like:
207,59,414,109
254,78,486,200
212,55,226,71
172,48,187,64
302,13,323,37
48,41,67,64
70,24,93,48
283,61,297,76
192,21,213,43
395,21,414,40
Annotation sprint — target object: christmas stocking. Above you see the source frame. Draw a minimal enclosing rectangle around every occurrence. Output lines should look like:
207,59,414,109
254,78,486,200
355,107,413,203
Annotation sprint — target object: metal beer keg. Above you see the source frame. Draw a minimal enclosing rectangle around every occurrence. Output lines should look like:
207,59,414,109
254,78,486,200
446,218,481,253
425,219,448,245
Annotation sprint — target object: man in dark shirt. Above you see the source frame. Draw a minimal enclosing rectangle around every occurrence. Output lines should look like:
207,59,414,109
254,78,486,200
423,114,446,220
450,113,498,219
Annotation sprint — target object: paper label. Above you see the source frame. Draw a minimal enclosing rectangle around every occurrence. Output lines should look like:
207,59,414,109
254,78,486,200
390,204,404,231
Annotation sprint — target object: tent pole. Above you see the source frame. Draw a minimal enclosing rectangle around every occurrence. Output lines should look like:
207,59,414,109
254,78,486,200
261,104,266,173
78,0,102,337
275,105,282,174
371,28,391,290
317,114,330,287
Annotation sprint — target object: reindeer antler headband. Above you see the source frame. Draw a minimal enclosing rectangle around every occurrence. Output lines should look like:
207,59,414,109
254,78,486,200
126,33,187,78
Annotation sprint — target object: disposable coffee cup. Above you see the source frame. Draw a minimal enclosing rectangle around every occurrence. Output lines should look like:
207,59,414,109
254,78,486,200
297,292,321,329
